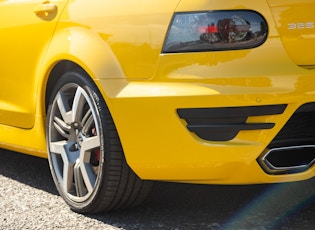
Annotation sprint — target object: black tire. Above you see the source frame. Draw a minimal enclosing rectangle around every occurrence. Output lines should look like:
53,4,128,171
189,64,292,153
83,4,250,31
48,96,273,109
46,69,152,213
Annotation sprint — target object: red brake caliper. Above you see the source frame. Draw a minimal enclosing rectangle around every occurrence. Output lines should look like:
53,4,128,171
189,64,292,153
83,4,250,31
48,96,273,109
95,149,100,162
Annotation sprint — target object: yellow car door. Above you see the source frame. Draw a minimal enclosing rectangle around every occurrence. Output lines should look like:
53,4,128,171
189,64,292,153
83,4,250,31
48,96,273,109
0,0,67,129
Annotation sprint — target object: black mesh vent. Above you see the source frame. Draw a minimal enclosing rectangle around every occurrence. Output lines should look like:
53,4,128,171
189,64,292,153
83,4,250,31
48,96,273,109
268,103,315,148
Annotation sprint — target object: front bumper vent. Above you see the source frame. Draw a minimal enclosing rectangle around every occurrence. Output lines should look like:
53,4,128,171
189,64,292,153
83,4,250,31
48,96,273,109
177,104,287,141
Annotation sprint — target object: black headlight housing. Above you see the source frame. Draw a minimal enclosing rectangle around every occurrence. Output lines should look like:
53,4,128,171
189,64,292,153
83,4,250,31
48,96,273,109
163,10,268,53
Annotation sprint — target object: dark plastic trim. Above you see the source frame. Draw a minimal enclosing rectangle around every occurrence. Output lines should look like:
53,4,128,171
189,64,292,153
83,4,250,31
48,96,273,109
177,104,287,141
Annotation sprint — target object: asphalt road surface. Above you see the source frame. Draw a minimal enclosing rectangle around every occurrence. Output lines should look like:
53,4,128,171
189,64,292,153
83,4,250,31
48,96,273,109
1,148,315,230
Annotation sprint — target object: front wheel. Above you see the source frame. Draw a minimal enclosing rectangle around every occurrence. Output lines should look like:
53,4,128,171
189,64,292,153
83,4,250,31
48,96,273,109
46,69,151,213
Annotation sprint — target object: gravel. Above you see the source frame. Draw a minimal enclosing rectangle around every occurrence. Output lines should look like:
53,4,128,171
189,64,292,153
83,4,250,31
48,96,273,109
1,149,315,229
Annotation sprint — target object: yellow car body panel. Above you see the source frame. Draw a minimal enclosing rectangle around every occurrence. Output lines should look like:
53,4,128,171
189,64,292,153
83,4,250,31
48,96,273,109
0,0,67,129
267,0,315,66
1,0,315,185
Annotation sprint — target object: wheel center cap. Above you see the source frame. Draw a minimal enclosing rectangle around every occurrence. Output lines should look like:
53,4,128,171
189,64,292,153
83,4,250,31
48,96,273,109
71,122,82,132
70,122,84,147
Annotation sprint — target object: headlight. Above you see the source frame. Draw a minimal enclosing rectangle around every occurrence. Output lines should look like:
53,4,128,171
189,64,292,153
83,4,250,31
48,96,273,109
163,10,268,53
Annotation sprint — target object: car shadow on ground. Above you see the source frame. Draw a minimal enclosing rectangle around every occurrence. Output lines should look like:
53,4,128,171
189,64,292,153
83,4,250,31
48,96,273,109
1,148,315,229
90,180,315,229
0,148,58,195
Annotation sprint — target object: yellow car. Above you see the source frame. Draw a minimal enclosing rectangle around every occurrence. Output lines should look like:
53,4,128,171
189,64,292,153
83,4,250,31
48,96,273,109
1,0,315,213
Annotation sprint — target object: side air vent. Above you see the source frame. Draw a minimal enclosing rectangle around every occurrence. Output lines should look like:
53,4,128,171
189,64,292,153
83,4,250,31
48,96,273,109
177,104,287,141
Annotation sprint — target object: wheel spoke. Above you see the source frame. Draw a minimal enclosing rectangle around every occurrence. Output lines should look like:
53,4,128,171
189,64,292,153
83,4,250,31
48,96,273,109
56,92,73,124
82,108,92,128
49,141,80,193
72,87,87,123
81,162,97,193
49,141,79,164
74,161,86,197
53,116,71,139
63,159,74,193
82,112,95,137
81,135,100,152
79,136,100,192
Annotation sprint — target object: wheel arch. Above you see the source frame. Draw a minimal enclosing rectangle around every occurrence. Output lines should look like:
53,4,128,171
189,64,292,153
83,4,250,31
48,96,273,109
42,26,125,113
45,61,82,112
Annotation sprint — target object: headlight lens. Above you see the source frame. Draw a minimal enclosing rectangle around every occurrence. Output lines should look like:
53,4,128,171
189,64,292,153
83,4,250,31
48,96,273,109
163,10,268,53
